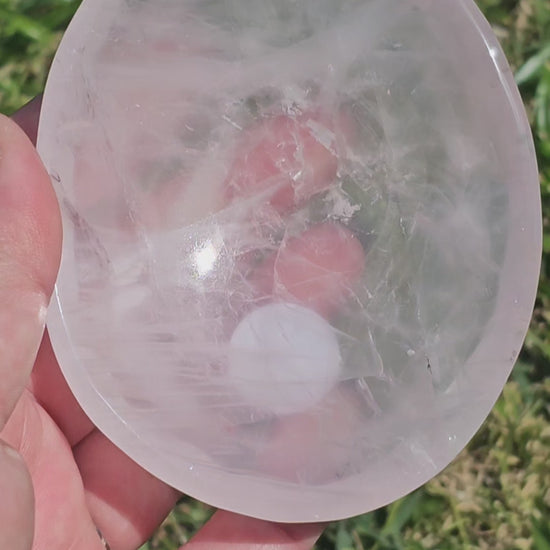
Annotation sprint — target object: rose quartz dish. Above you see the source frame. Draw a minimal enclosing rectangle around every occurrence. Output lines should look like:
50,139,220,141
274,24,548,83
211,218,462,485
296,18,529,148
38,0,541,522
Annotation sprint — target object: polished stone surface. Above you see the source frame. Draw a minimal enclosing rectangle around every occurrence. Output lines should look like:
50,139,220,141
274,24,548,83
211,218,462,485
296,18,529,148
38,0,541,521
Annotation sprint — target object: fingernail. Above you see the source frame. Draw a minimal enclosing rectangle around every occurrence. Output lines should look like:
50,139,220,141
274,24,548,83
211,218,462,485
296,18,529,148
0,440,23,463
96,528,111,550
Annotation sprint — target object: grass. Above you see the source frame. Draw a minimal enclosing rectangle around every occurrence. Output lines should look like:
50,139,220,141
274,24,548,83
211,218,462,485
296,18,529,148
1,1,549,549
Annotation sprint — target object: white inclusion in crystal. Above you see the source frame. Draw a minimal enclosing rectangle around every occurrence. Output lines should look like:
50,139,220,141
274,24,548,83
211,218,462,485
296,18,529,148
228,302,341,415
193,239,219,278
325,187,361,220
305,119,336,152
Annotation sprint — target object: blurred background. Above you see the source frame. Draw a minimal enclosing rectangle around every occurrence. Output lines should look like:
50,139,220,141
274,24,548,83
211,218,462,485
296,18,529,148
0,1,549,548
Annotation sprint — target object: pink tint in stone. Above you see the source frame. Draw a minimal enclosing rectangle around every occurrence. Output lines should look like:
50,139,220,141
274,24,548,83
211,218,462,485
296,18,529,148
37,0,541,522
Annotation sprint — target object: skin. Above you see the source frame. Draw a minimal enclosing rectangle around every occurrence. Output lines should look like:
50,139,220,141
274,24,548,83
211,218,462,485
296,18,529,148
1,98,325,550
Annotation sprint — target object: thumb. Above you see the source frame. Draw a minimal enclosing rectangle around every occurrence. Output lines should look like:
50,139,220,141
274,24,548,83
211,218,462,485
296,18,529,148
0,114,61,427
0,441,34,550
0,114,61,549
183,510,324,550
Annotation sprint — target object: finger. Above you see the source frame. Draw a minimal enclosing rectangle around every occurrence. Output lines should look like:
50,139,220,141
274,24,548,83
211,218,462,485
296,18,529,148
0,115,62,428
29,331,95,447
9,95,94,462
184,510,324,550
10,95,43,146
1,391,105,550
0,440,34,550
73,430,180,550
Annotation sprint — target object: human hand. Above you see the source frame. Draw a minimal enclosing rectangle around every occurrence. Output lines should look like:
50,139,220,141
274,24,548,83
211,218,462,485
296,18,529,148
0,99,324,550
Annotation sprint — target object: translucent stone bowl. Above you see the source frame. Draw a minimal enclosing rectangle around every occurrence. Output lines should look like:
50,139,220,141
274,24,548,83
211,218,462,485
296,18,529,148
38,0,541,522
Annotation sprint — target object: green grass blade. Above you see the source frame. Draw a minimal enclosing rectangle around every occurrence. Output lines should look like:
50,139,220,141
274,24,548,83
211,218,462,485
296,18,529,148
515,44,550,87
532,518,550,550
535,67,550,152
0,7,49,41
380,491,423,538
